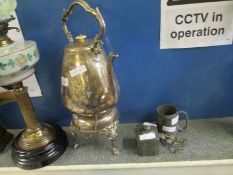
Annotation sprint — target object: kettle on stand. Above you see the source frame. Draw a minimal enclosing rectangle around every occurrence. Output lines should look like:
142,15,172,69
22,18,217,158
61,0,120,155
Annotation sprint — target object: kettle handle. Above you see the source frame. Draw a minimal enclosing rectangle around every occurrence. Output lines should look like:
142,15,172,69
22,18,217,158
62,0,106,43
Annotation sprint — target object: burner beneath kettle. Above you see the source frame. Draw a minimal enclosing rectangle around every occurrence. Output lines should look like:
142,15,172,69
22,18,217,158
70,107,119,155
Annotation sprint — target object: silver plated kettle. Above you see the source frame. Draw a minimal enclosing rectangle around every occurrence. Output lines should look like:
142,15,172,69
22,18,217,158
61,0,120,155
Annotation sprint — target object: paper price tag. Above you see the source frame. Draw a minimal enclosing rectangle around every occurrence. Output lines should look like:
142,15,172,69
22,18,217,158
162,126,177,132
61,77,68,87
69,65,87,77
139,132,156,140
143,122,157,127
171,115,179,125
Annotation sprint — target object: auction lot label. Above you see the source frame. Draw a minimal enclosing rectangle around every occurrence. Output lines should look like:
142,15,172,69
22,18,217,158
160,0,233,49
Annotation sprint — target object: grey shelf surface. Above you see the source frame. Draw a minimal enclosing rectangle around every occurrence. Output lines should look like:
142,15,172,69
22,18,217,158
0,117,233,167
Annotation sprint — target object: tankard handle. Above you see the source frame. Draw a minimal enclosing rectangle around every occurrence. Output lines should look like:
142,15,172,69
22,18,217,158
62,0,106,43
178,111,189,132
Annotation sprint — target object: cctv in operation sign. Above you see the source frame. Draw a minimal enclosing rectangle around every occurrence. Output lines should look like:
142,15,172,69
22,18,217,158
160,0,233,49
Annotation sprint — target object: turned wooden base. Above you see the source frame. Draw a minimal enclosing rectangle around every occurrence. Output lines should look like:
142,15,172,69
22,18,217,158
12,124,68,170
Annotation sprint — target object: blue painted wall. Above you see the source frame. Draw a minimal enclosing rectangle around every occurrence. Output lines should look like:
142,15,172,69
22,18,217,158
0,0,233,128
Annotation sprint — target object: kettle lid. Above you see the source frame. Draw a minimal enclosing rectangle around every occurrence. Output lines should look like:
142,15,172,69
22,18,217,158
65,35,100,53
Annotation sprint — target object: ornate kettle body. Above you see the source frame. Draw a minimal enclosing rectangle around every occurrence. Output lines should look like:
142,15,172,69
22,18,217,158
61,0,119,116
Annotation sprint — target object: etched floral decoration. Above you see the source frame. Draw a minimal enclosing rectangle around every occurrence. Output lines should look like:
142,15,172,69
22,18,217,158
15,54,28,67
33,48,39,58
0,41,39,73
0,51,37,71
0,0,17,20
0,59,15,70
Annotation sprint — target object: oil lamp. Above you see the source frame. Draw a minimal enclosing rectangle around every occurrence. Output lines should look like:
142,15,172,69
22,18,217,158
61,0,120,155
0,0,67,169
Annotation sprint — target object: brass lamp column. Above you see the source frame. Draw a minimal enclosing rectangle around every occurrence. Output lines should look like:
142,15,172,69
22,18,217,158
4,82,67,170
10,82,56,151
0,1,67,169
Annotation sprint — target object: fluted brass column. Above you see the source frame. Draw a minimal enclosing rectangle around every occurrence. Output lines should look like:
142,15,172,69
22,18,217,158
13,82,39,129
10,81,68,169
11,81,68,170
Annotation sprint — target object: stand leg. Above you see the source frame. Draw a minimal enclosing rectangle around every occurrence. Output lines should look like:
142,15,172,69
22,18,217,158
110,137,119,155
73,132,80,149
70,121,80,149
101,120,120,155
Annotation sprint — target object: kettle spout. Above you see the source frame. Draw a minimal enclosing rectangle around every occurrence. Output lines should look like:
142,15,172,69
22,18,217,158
108,52,118,65
107,52,118,78
107,52,118,97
